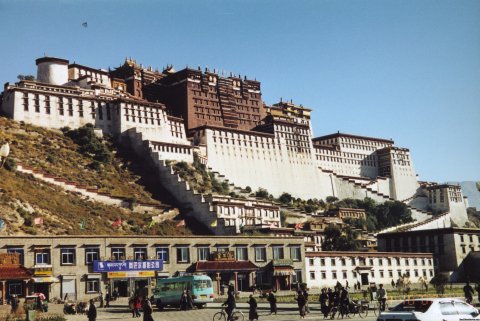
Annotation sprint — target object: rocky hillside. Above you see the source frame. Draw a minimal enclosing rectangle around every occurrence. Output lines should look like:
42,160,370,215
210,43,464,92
0,117,191,236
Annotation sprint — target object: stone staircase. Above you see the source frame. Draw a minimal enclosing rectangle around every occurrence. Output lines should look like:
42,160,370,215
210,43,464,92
15,163,168,214
126,128,235,235
320,168,432,222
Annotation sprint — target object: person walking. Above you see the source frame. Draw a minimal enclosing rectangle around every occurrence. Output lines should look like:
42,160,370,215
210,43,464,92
180,290,188,311
295,290,306,319
105,292,111,308
302,287,310,313
464,282,474,304
319,288,328,318
248,295,259,321
377,284,387,311
267,290,277,315
87,300,97,321
134,295,142,317
10,295,19,314
142,297,154,321
475,283,480,305
186,290,194,310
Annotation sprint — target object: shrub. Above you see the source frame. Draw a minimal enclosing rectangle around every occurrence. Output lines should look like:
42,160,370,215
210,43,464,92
4,158,16,171
255,188,269,198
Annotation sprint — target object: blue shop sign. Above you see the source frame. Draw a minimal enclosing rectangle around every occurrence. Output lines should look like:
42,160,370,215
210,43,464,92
93,260,163,272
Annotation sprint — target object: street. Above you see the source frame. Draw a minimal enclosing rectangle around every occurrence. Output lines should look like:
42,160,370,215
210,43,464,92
60,304,380,321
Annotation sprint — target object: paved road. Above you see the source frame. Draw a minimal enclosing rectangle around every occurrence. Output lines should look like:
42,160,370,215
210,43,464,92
59,304,380,321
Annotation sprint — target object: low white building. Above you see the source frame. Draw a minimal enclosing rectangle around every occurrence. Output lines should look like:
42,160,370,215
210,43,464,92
305,251,434,289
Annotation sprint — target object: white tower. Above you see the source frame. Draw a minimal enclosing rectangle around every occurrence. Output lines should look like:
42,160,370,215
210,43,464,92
36,57,69,85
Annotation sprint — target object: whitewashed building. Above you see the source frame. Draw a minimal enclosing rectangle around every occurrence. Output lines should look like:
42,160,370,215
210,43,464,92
305,251,434,289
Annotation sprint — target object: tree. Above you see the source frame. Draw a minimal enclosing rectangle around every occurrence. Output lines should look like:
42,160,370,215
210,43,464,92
17,74,35,81
278,192,293,204
326,196,338,204
63,124,112,164
255,188,269,198
322,225,358,251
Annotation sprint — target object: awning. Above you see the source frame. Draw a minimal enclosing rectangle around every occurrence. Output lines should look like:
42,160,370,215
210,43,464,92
0,265,32,280
31,276,59,283
192,261,259,272
273,267,294,276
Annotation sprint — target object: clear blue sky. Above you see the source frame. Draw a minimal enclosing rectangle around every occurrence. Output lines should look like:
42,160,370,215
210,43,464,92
1,0,479,182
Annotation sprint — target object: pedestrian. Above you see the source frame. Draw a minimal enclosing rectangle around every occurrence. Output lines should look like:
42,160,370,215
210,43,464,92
345,280,349,290
391,279,395,289
302,286,310,313
186,290,194,309
10,295,18,314
252,283,257,294
105,292,111,308
295,290,306,319
319,288,328,318
356,281,361,290
129,296,136,317
134,295,142,317
142,297,154,321
248,295,259,321
87,299,97,321
464,282,474,304
267,290,277,315
99,292,104,308
377,284,387,311
180,290,188,311
476,283,480,305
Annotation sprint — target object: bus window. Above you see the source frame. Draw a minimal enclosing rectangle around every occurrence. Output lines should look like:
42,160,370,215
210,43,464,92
194,280,212,289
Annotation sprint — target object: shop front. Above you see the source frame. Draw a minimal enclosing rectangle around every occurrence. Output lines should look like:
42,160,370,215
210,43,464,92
189,251,258,295
0,253,32,304
31,267,59,300
271,259,294,291
94,259,163,298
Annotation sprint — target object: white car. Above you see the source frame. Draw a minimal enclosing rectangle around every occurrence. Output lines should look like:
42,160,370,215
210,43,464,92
377,298,480,321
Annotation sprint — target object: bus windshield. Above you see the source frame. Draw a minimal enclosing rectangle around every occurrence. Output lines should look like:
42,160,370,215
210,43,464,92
194,279,212,289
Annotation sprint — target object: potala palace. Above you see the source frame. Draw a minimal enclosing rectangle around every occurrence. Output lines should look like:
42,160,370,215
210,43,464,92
0,57,470,234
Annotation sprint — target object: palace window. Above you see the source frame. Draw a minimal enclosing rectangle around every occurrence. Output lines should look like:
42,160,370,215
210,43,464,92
86,279,100,293
236,247,248,261
290,246,301,262
35,249,50,265
7,248,24,265
272,246,284,260
85,247,99,265
68,98,73,116
177,247,190,263
61,248,76,265
310,272,316,280
133,247,147,260
197,247,210,261
34,94,40,112
111,247,125,260
58,98,64,115
255,246,266,262
156,247,169,263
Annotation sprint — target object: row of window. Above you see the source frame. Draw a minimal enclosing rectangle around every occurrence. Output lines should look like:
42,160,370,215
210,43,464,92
308,257,433,267
309,268,434,280
7,245,301,266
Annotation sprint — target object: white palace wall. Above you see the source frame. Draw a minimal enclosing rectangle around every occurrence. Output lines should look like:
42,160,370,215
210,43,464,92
198,128,333,200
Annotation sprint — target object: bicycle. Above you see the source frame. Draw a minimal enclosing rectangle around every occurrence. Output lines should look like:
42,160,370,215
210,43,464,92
212,306,245,321
372,299,389,316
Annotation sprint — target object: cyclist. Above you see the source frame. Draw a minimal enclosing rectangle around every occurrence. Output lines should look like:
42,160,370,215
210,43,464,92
377,284,387,311
222,284,236,321
339,286,350,317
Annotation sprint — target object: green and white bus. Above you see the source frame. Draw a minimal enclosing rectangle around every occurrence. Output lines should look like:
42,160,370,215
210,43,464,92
152,275,214,310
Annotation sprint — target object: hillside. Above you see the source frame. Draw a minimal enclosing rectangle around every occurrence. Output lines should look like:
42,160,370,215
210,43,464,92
0,117,192,236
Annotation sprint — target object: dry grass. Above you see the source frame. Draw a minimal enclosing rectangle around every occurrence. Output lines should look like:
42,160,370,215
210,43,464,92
0,117,157,203
0,117,192,236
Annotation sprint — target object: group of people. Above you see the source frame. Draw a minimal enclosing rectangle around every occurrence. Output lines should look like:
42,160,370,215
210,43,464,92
318,285,352,318
88,296,154,321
